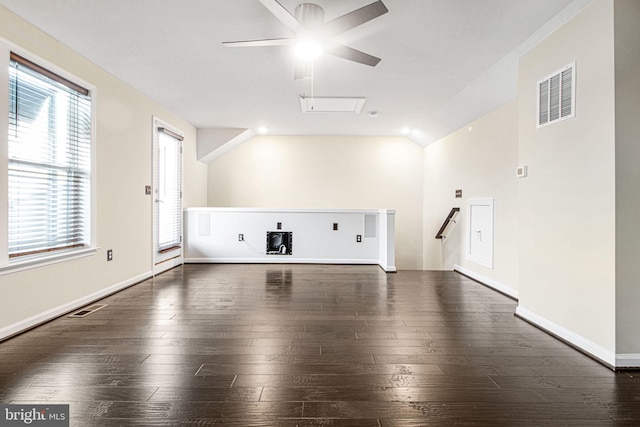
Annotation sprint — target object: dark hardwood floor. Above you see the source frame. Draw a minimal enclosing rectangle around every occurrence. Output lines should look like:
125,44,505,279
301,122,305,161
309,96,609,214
1,264,640,426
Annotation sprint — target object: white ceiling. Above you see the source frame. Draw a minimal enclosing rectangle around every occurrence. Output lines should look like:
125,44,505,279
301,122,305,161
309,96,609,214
0,0,591,147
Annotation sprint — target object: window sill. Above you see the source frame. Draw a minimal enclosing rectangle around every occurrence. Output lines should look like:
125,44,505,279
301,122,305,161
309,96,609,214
0,247,98,276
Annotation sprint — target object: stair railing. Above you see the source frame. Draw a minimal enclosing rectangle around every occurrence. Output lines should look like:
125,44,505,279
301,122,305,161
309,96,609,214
435,207,460,239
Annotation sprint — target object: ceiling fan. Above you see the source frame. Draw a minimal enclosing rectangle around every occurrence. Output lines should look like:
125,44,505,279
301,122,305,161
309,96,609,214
222,0,389,79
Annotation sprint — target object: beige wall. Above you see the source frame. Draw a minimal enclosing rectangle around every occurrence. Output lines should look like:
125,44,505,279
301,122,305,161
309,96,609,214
423,101,519,294
517,0,616,354
423,0,640,366
207,135,424,269
0,6,208,334
614,0,640,356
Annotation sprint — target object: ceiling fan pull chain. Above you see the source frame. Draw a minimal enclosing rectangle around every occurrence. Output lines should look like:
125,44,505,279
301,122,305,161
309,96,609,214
311,61,315,110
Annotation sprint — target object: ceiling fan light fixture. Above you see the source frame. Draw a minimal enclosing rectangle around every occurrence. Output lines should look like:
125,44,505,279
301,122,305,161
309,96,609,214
294,39,324,61
223,1,388,78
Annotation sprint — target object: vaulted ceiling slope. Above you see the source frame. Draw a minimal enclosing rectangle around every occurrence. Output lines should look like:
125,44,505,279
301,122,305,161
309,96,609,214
0,0,592,147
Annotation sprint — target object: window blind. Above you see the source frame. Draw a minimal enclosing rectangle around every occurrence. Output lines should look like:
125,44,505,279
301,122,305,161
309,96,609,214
8,54,92,258
156,129,182,253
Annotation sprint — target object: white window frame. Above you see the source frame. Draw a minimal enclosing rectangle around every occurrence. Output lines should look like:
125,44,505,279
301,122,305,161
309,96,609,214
152,116,184,275
0,40,97,275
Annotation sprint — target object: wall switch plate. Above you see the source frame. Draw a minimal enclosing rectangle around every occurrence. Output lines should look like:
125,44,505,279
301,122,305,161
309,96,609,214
356,235,362,242
107,249,113,261
455,189,462,198
238,234,244,241
145,185,151,195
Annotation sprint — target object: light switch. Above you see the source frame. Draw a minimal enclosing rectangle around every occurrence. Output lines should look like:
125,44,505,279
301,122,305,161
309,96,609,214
516,165,528,178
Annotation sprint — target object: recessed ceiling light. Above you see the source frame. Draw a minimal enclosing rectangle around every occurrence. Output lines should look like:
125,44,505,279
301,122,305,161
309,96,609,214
368,111,379,118
257,127,268,134
401,127,411,135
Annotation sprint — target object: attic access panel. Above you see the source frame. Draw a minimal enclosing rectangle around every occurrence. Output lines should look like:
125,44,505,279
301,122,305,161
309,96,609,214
299,96,366,113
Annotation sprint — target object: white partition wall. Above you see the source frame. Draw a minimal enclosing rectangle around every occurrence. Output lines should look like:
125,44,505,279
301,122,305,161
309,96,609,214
184,208,396,272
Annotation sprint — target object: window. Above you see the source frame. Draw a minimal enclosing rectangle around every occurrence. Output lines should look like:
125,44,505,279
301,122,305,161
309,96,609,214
152,119,183,274
5,52,93,265
155,127,183,254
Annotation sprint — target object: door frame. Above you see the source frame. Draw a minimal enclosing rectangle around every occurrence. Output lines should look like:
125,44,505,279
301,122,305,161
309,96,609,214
465,197,495,269
152,116,184,275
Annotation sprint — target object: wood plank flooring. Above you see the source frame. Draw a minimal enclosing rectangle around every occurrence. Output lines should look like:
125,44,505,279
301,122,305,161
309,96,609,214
1,264,640,425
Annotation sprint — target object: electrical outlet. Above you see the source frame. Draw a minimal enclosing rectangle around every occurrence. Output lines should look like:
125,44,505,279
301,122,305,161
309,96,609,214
107,249,113,261
333,223,338,231
356,235,362,243
238,234,244,241
516,165,528,178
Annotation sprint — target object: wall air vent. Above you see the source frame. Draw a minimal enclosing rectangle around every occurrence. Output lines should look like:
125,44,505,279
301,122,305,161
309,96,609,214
537,62,575,128
299,96,366,113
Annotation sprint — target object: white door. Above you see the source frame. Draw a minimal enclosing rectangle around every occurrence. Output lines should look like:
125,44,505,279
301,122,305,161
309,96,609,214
466,198,494,269
152,117,183,275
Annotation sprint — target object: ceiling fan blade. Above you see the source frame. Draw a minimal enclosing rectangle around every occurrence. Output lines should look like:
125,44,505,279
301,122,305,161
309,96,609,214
222,38,293,48
325,42,382,67
258,0,303,34
319,1,388,38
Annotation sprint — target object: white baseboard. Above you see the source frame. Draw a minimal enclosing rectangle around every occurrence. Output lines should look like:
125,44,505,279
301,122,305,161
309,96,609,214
453,264,518,299
0,271,153,341
184,257,396,272
454,266,636,370
615,354,640,369
515,305,616,368
153,256,183,275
